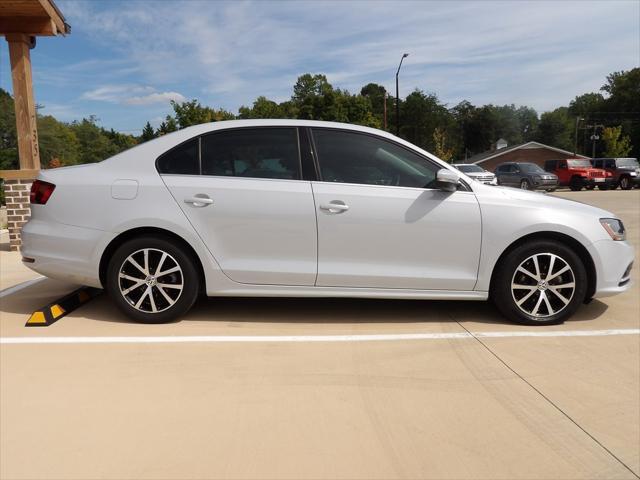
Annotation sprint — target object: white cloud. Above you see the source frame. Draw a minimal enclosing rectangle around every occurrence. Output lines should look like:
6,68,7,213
81,84,185,106
124,91,186,105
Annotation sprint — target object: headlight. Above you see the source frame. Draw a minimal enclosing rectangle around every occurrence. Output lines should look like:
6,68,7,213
600,218,626,241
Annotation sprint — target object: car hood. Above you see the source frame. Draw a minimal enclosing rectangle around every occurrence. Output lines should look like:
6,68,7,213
477,184,615,218
466,171,494,177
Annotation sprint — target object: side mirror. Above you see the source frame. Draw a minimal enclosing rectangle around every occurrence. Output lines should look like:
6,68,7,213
436,168,460,192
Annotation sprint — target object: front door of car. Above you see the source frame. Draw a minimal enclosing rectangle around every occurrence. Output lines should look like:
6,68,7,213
160,128,317,286
500,164,517,185
310,128,481,290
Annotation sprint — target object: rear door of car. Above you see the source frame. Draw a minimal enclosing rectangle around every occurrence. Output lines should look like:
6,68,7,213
309,128,481,290
159,127,317,286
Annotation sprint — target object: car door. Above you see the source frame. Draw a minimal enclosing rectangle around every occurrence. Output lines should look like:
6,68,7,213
310,128,481,290
160,127,317,286
501,164,517,185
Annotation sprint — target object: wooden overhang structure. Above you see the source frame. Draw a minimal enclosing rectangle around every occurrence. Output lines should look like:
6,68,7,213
1,0,70,179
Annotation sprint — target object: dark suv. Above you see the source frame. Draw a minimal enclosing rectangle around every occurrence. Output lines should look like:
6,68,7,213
494,162,559,191
591,158,640,190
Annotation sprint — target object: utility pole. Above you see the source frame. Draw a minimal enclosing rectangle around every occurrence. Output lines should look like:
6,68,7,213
395,53,409,136
586,123,605,158
574,116,583,156
383,92,387,130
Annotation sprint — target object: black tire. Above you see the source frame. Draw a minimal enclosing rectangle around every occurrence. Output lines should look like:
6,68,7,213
520,179,531,190
597,184,609,190
491,239,588,326
569,177,583,191
107,236,200,323
545,188,556,193
585,185,596,190
620,176,632,190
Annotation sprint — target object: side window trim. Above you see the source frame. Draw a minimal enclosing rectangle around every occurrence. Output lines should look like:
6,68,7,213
309,127,469,191
299,127,319,181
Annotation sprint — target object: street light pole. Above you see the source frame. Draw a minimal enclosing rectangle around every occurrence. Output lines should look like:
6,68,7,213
574,116,583,156
395,53,409,136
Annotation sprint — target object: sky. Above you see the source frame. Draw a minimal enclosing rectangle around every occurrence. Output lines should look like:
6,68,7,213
1,0,638,134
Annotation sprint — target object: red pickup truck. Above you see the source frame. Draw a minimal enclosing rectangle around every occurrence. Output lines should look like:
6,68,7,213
544,159,614,191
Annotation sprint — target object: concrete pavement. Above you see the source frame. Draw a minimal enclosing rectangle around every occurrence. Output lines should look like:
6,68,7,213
1,190,638,479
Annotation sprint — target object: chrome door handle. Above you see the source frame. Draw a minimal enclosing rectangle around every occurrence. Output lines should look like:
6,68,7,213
319,201,349,213
184,195,213,207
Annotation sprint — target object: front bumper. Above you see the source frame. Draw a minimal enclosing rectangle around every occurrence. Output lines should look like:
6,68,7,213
532,178,559,190
584,177,615,187
587,239,635,298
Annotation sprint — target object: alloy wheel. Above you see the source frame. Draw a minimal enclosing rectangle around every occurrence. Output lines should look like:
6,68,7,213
520,180,529,190
511,253,575,318
118,248,184,313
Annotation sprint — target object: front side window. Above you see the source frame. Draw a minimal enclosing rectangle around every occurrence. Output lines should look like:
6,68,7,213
312,129,438,188
519,163,545,173
201,128,301,180
157,138,199,175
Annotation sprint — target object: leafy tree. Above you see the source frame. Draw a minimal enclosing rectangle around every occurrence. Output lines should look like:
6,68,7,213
600,68,640,158
432,127,455,162
360,83,388,128
0,88,18,170
158,116,178,135
602,126,633,157
38,115,80,166
69,116,120,164
535,107,573,151
141,122,156,142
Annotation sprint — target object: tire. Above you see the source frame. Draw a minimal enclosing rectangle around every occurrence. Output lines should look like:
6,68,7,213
520,179,531,190
107,236,200,323
620,176,632,190
491,239,588,326
569,177,583,191
597,184,609,190
545,188,556,193
585,185,596,190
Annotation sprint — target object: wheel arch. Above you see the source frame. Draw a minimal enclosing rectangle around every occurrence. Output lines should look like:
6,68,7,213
489,231,596,301
99,226,206,293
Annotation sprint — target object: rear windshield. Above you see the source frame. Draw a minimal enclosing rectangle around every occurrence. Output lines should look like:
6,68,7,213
567,159,592,168
617,158,639,167
456,165,484,173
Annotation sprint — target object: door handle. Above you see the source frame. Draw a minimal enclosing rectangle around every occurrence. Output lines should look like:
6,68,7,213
184,195,213,207
319,201,349,213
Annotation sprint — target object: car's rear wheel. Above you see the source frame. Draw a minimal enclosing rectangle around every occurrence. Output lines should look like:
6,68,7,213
491,240,587,325
107,236,200,323
620,176,632,190
520,179,531,190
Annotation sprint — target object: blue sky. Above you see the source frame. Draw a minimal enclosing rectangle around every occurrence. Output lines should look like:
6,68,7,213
1,0,638,134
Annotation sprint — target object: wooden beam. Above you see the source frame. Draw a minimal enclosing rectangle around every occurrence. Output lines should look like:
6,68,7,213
36,0,66,35
0,169,41,180
0,17,57,36
6,33,41,171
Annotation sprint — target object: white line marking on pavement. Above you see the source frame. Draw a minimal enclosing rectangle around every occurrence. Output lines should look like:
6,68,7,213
1,329,638,345
0,276,45,299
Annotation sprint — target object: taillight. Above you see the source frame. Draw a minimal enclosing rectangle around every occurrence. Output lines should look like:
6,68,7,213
30,180,56,205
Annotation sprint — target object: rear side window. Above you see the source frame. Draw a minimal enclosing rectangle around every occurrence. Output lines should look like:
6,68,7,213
156,139,199,175
605,159,616,168
201,128,301,180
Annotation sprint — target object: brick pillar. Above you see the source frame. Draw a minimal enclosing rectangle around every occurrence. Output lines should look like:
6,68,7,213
3,179,33,252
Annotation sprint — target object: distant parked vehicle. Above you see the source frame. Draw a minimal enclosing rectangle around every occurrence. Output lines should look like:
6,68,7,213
591,158,640,190
544,159,613,191
452,164,496,184
494,162,559,191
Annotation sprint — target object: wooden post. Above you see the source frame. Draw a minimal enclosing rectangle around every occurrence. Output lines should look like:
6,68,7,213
6,33,41,170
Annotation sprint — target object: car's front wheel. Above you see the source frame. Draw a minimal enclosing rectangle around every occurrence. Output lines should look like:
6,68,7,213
491,240,587,325
520,179,531,190
620,176,633,190
107,236,200,323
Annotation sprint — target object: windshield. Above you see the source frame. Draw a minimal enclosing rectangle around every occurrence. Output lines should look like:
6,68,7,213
519,163,546,173
617,158,639,168
567,159,593,168
456,165,484,173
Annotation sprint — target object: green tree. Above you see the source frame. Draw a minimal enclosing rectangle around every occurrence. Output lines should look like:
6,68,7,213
535,107,573,151
432,127,455,162
37,115,80,166
0,88,18,170
69,116,120,164
600,68,640,158
141,121,156,142
602,126,633,157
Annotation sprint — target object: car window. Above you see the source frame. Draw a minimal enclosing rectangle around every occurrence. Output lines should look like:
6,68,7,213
593,160,602,168
606,159,616,168
312,129,439,188
156,138,200,175
201,128,301,180
519,163,545,173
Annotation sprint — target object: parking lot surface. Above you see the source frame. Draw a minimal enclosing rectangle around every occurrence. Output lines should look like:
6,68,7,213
1,190,639,479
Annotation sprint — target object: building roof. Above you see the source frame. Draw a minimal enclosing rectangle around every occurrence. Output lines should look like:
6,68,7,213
0,0,69,36
468,141,589,164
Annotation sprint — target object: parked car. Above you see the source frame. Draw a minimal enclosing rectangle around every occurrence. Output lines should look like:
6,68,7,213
21,120,633,326
591,158,640,190
544,158,613,191
452,164,496,184
494,162,559,191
